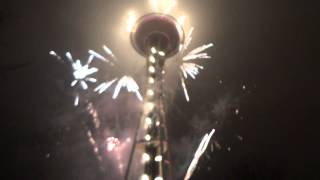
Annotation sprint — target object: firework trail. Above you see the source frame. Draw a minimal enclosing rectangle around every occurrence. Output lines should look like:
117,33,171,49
178,27,214,102
184,129,215,180
90,45,143,101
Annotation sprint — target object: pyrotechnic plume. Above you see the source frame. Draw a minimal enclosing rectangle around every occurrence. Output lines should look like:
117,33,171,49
49,51,99,106
184,129,215,180
178,27,214,102
90,45,143,101
106,137,121,152
149,0,177,14
112,76,143,101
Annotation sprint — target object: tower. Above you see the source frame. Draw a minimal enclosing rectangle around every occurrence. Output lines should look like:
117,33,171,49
125,13,184,180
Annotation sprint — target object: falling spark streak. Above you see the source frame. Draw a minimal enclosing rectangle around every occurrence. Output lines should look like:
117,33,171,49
184,129,216,180
87,55,94,65
94,78,117,94
186,43,214,56
87,102,101,129
181,27,194,54
66,52,74,63
88,50,108,62
74,94,79,106
181,77,190,102
178,28,213,101
127,11,137,33
181,63,204,79
89,46,143,101
49,51,61,60
103,45,117,60
183,53,211,61
112,76,143,101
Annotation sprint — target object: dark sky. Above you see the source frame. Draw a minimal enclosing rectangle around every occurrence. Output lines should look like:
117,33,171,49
1,0,318,180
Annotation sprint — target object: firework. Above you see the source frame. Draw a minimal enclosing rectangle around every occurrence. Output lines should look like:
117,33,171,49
90,45,143,101
112,76,143,101
149,0,176,14
184,129,215,180
94,79,117,94
50,51,99,106
178,28,214,102
106,137,121,152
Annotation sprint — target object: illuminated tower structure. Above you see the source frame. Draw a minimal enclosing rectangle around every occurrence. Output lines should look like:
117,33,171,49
125,13,184,180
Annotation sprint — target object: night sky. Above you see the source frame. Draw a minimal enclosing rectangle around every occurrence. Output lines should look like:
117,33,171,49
1,0,318,180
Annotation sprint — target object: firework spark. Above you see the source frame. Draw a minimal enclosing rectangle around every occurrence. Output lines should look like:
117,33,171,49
90,45,143,101
50,51,99,106
112,76,143,101
106,137,121,152
149,0,176,14
184,129,215,180
94,78,117,94
126,11,138,33
179,28,214,102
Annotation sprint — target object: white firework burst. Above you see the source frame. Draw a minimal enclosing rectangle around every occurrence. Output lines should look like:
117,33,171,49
179,27,214,102
50,51,99,106
90,45,143,101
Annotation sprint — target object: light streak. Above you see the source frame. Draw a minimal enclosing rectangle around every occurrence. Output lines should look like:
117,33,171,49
74,94,79,106
94,78,117,94
164,0,176,14
181,77,190,102
103,45,116,60
181,63,203,79
149,0,176,14
88,50,108,62
178,15,186,26
49,51,61,60
181,27,194,53
87,46,143,101
87,102,101,129
127,11,137,33
183,53,211,61
184,129,215,180
112,76,143,101
149,0,159,12
178,28,213,102
185,43,214,57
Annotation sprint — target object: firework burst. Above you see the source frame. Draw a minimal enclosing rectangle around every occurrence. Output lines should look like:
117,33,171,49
178,27,214,102
49,51,99,106
89,45,143,101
